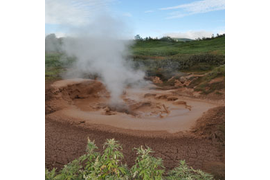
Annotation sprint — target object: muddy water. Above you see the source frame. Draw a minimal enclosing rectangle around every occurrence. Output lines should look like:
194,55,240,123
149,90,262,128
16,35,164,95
48,79,218,133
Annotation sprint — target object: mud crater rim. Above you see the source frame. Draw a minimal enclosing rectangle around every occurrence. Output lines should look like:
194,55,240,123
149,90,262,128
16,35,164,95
47,79,218,133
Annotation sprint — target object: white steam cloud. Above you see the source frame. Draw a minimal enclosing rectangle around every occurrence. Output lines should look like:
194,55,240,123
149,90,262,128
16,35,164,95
61,14,146,104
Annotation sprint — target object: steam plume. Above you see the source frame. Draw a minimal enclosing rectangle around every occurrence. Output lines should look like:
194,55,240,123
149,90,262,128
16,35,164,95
61,14,145,104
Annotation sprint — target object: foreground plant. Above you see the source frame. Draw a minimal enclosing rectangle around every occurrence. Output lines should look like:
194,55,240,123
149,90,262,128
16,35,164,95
83,138,129,180
45,139,214,180
131,146,164,180
167,160,214,180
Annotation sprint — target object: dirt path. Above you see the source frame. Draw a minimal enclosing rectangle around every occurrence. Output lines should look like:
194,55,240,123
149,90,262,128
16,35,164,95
45,79,225,178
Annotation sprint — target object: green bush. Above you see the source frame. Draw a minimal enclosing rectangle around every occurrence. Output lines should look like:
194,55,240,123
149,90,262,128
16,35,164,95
46,139,214,180
167,160,213,180
131,146,164,179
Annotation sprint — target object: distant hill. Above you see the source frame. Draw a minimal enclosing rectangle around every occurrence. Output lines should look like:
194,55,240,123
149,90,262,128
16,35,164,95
172,38,194,42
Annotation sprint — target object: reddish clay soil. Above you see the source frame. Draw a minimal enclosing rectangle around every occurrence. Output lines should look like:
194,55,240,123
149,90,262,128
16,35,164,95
45,79,225,179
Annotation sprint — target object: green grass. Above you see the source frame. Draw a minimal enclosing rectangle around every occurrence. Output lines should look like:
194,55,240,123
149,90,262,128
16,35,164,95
132,36,225,57
131,36,225,76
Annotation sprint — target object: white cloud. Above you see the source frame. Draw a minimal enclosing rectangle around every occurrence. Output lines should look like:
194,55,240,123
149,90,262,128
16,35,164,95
160,0,224,19
164,30,216,39
45,0,114,25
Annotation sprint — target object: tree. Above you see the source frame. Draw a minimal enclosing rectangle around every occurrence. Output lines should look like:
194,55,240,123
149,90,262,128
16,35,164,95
45,33,57,40
134,34,142,41
45,33,61,53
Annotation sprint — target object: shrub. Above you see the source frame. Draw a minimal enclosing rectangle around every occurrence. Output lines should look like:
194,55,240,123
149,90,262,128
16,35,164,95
130,146,164,179
167,160,214,180
45,139,214,180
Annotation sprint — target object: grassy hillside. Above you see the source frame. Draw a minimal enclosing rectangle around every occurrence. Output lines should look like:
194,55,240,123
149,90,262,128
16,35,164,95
131,36,225,78
132,35,225,57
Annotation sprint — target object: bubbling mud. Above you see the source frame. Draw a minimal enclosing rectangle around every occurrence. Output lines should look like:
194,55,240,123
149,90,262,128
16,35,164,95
46,79,218,133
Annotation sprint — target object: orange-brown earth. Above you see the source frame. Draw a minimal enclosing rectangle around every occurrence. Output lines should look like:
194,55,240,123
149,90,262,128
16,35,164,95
45,78,225,179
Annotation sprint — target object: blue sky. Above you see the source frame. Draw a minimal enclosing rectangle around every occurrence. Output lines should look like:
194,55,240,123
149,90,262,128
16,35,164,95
45,0,225,39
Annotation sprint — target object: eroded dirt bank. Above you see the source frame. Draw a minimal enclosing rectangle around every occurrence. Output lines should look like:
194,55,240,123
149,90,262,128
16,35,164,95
45,79,225,178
